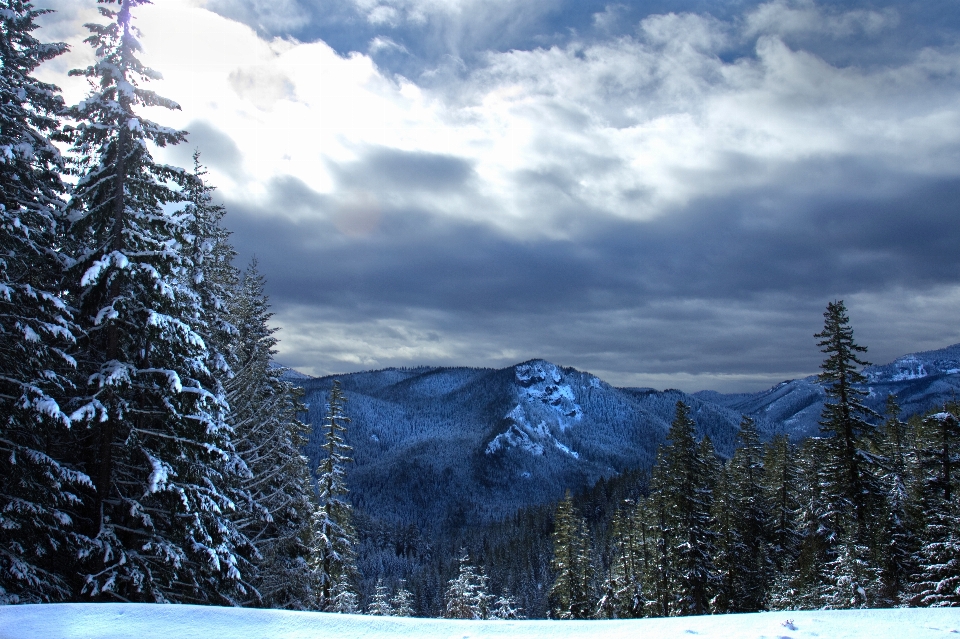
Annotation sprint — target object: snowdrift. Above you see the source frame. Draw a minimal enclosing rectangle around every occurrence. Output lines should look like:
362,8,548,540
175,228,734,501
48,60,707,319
1,604,958,639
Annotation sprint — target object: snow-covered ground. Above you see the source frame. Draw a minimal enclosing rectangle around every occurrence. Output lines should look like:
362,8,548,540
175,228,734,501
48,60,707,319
1,604,958,639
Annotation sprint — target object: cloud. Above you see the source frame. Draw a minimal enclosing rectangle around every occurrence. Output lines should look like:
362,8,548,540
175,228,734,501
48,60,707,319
34,0,960,391
744,0,900,40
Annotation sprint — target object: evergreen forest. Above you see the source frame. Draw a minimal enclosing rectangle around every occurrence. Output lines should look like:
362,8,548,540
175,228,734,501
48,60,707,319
2,0,960,621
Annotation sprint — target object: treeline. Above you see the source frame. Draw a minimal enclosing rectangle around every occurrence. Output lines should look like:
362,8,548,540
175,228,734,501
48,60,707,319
0,0,354,608
546,301,960,617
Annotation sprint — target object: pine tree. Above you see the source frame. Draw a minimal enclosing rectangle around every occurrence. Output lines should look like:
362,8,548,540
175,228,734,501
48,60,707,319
491,590,523,619
597,502,644,618
390,580,415,617
722,416,772,611
444,552,491,619
814,300,879,542
710,461,736,613
910,409,960,607
227,261,319,609
548,491,593,619
821,538,880,609
642,455,673,617
661,401,717,616
773,437,833,610
875,395,920,605
62,0,246,603
0,0,88,604
763,434,801,575
313,380,360,610
368,577,394,615
181,151,235,380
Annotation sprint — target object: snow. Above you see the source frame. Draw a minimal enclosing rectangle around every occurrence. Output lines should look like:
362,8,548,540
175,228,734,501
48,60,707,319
1,605,958,639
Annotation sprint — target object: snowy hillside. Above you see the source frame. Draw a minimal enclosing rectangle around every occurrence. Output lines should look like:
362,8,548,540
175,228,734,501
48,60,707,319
2,603,958,639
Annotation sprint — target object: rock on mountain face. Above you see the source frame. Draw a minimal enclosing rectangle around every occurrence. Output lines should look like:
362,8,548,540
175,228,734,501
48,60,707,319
292,344,960,530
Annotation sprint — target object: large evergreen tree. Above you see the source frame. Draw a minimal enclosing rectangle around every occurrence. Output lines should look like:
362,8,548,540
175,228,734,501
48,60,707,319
62,0,247,603
226,261,319,609
660,401,717,616
723,416,772,611
0,0,88,604
814,300,879,542
876,395,920,605
910,409,960,606
548,491,593,619
313,380,360,610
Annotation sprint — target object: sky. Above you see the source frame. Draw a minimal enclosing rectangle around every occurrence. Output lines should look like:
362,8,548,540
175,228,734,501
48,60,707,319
3,603,958,639
31,0,960,392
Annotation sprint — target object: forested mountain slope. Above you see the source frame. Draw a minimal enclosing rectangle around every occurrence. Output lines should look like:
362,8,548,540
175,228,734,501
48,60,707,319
294,343,960,531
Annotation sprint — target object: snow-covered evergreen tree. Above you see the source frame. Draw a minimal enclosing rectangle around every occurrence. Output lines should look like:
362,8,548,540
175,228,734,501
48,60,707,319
660,401,717,616
0,0,89,604
771,437,833,610
876,395,920,606
368,577,394,615
762,435,800,575
597,502,644,618
821,539,880,609
718,417,772,612
226,261,319,609
390,580,415,617
910,410,960,607
491,590,523,619
815,300,880,542
444,552,491,619
548,491,593,619
313,380,360,610
62,0,247,603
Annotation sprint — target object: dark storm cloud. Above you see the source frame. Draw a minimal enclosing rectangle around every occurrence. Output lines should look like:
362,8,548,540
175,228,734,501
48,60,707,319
221,151,960,389
228,169,960,315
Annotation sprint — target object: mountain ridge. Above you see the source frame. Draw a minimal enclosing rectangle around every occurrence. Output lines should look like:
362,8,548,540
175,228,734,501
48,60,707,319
289,342,960,532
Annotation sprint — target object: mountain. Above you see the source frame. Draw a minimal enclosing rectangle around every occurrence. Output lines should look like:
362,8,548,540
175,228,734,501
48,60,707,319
694,342,960,439
292,343,960,531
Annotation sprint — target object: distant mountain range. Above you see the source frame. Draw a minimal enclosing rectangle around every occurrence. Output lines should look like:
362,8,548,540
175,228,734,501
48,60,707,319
289,343,960,530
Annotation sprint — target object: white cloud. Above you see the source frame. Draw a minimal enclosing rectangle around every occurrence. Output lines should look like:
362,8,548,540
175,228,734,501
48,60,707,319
31,0,960,389
745,0,900,39
36,0,960,238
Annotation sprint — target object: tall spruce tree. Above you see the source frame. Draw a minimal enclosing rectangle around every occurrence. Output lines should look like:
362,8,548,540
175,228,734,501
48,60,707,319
724,416,772,611
444,552,492,619
548,491,593,619
762,434,801,608
814,300,879,542
227,261,319,609
597,502,645,618
0,0,88,604
661,401,717,616
910,409,960,606
876,395,920,605
313,380,360,610
62,0,247,602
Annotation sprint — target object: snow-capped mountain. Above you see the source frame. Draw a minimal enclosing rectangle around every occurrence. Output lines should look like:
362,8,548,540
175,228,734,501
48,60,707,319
292,343,960,531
